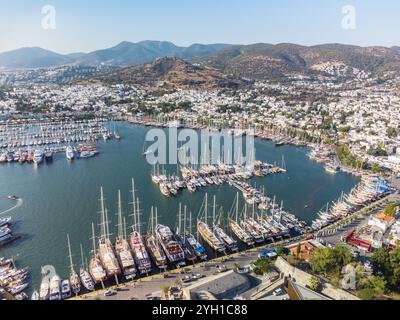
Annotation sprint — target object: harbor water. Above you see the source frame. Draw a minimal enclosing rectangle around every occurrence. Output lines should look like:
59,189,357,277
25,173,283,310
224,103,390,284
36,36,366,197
0,122,360,294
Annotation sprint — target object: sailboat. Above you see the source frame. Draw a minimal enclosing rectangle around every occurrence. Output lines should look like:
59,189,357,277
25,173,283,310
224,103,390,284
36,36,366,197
212,203,238,252
113,123,121,140
184,209,207,261
197,194,226,253
79,244,95,291
240,205,264,244
39,272,50,300
115,190,137,280
175,204,197,264
31,290,40,300
67,234,81,295
229,193,255,246
144,207,168,269
128,178,152,275
88,222,107,284
97,188,122,278
156,205,186,267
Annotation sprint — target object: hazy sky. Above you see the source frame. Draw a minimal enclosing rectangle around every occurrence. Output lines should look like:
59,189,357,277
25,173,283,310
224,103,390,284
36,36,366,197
0,0,399,54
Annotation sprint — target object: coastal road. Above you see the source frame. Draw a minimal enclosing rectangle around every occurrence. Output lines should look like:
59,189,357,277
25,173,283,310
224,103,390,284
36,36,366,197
320,176,400,249
75,238,301,301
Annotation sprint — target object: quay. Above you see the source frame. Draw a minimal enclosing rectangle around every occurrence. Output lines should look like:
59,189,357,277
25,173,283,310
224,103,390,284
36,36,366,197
151,160,286,199
70,233,306,301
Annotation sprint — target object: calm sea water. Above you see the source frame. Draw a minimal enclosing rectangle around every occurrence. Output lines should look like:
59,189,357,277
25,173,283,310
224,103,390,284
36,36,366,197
0,122,359,293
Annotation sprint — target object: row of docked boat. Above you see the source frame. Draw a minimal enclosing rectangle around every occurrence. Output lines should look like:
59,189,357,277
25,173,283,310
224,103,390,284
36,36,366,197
65,143,99,161
0,149,53,164
311,177,393,230
151,160,286,197
0,143,100,165
0,217,20,247
307,143,335,164
36,177,315,300
0,118,112,150
37,179,210,299
196,193,307,253
130,116,310,148
0,256,29,300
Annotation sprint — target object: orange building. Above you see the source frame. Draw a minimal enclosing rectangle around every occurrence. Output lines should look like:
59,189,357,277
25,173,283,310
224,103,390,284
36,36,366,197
289,241,317,261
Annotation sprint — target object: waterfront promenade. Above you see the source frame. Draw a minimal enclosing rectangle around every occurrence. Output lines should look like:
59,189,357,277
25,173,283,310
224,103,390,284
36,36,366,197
74,179,400,301
72,235,305,300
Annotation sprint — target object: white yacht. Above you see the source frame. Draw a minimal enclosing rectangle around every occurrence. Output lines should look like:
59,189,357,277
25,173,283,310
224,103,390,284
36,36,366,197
49,275,61,301
66,146,75,161
33,149,44,164
61,279,72,299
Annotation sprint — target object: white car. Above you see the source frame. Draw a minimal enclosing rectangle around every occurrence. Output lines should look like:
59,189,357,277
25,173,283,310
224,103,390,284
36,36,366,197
364,261,373,273
104,290,116,297
273,288,284,296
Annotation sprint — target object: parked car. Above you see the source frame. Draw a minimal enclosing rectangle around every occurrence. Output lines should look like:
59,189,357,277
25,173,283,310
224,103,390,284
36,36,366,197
364,261,373,273
352,250,360,258
183,275,193,283
273,288,284,296
104,290,116,297
258,249,277,259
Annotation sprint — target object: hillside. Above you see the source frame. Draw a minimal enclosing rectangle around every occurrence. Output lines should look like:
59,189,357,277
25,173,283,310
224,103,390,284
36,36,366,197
193,43,400,80
0,47,73,69
91,57,246,90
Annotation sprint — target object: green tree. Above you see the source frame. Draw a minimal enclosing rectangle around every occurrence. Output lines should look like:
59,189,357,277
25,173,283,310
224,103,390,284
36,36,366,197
370,163,382,174
252,259,272,275
384,204,397,217
389,247,400,289
276,247,286,256
357,276,386,299
296,243,301,256
309,277,321,291
310,246,352,277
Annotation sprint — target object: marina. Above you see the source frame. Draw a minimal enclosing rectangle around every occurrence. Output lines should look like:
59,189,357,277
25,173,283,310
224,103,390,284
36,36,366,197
0,118,113,165
0,121,361,297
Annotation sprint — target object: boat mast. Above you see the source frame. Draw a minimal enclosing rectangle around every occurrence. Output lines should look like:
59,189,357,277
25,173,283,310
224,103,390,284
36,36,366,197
100,187,106,238
148,207,154,235
213,195,216,229
130,178,137,232
123,217,128,240
67,234,74,273
105,208,110,241
177,203,182,235
183,205,187,241
136,197,141,234
117,190,123,239
204,193,208,224
80,244,85,270
236,192,239,222
91,222,97,257
155,207,159,228
189,210,192,236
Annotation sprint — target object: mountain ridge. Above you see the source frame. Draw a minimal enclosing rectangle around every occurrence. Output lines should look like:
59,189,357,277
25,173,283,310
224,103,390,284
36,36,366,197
0,41,232,69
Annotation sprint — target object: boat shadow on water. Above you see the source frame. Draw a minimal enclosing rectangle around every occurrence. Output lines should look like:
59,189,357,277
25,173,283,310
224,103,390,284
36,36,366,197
0,231,33,249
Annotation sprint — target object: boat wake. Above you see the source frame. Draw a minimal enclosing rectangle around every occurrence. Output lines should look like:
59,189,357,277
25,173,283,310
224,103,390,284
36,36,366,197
0,198,23,216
